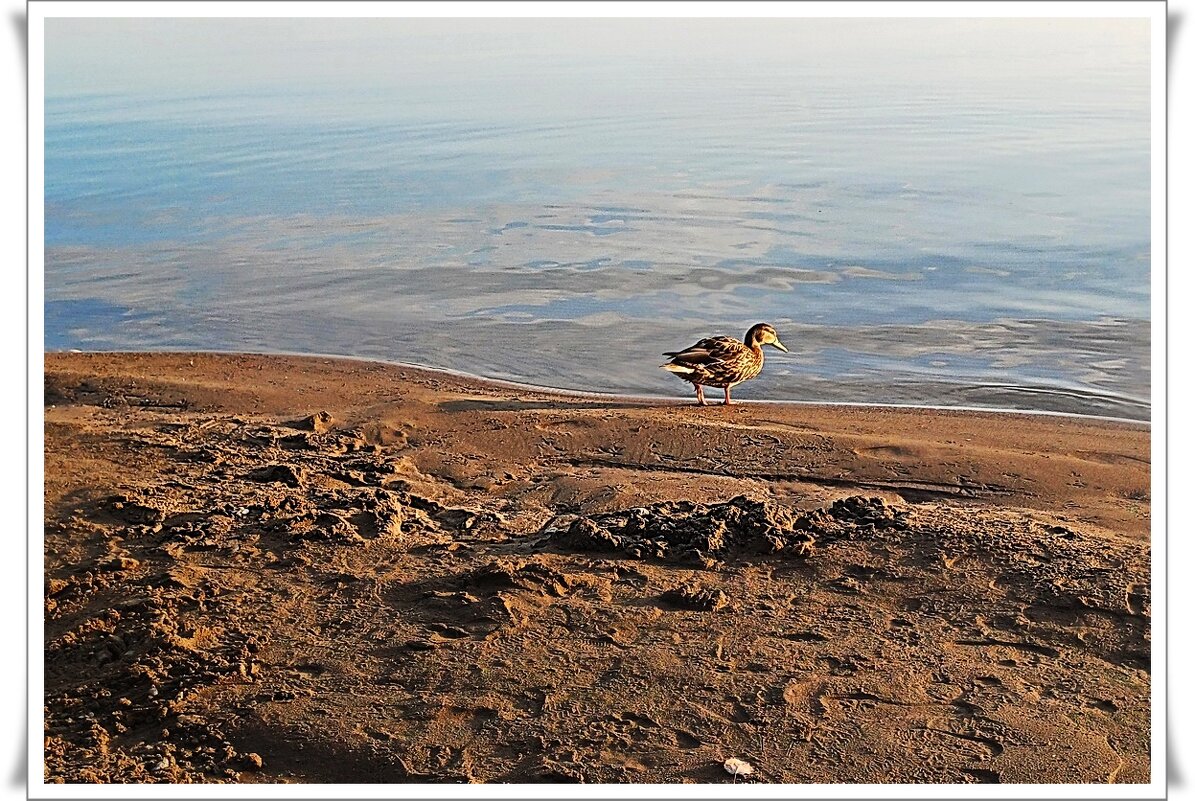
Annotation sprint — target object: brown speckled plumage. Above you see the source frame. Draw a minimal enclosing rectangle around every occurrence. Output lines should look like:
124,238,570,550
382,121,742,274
661,323,788,406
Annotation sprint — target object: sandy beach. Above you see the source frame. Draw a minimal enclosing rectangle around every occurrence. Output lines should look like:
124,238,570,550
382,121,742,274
42,351,1151,784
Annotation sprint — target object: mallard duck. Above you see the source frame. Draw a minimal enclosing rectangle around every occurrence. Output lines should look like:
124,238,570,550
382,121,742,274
660,323,788,406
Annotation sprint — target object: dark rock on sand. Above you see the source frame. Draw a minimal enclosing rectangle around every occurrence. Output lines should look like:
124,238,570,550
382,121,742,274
550,495,909,565
550,495,814,564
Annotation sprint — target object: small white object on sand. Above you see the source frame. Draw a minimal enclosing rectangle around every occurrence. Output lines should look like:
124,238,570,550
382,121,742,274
723,757,755,779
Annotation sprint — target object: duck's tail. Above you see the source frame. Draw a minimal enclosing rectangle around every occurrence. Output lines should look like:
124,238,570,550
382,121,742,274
660,362,695,374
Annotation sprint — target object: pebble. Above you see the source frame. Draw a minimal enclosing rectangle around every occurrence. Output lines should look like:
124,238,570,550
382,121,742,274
723,758,754,778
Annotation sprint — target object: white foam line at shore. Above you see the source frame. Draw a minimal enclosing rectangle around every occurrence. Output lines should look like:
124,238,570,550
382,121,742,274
52,347,1151,428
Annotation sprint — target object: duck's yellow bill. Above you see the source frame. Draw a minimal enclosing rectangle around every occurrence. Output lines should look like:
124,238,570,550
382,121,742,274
773,341,789,352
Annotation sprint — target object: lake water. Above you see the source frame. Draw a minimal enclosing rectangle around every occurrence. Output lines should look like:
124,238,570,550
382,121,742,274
43,18,1152,419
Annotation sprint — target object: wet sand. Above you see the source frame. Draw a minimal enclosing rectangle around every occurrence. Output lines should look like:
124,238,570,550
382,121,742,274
43,351,1151,784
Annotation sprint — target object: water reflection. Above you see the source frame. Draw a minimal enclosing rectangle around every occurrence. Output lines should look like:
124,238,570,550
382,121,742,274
43,17,1151,419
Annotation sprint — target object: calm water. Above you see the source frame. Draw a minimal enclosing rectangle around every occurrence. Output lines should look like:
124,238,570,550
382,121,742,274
44,18,1152,419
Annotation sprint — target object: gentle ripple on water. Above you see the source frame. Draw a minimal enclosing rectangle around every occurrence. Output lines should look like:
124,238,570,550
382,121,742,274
43,18,1152,419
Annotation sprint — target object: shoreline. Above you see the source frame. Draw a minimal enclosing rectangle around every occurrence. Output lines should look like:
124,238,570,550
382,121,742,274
42,350,1151,783
44,348,1152,427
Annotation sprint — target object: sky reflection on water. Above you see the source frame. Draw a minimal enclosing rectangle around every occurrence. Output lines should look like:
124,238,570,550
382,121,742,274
44,17,1151,419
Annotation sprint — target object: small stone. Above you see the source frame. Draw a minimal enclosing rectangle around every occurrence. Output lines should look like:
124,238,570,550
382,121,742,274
245,752,264,769
723,757,754,778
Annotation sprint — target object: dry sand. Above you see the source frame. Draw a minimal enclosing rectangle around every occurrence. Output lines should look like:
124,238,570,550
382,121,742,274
43,351,1151,784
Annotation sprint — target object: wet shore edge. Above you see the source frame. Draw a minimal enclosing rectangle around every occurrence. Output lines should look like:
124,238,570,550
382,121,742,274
42,348,1150,428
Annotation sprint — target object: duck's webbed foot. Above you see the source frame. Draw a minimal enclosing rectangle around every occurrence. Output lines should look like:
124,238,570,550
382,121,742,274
695,385,707,406
723,386,733,406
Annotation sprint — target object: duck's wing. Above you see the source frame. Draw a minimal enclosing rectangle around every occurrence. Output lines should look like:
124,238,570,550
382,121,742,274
662,336,742,365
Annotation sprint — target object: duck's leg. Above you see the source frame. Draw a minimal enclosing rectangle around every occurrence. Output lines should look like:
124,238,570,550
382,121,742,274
695,384,707,406
723,385,733,406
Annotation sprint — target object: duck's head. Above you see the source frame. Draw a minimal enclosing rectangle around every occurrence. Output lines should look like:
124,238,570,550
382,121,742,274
746,323,788,352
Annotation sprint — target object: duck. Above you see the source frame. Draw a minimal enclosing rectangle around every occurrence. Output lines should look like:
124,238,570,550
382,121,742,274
660,323,788,406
